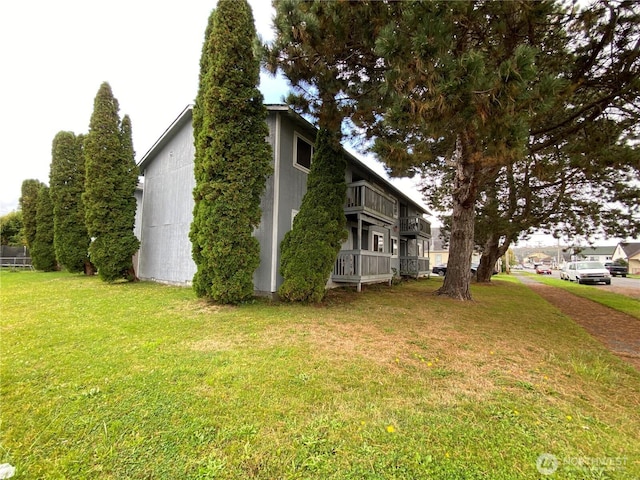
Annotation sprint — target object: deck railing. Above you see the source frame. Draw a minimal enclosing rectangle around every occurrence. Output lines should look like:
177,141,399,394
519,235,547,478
333,250,391,279
399,216,431,236
345,181,396,220
400,256,430,277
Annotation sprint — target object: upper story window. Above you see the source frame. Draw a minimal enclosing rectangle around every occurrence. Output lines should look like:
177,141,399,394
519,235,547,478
294,133,313,173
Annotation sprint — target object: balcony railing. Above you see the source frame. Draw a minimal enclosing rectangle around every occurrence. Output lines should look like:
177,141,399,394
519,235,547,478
400,256,430,277
332,250,391,281
345,181,396,220
399,216,431,237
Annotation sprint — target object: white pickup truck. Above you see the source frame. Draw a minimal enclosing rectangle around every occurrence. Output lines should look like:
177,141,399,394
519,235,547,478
560,261,611,285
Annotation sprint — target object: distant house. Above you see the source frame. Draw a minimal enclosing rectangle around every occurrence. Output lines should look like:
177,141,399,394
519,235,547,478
613,242,640,274
571,245,615,264
134,105,431,294
525,252,553,265
429,227,448,267
428,227,480,268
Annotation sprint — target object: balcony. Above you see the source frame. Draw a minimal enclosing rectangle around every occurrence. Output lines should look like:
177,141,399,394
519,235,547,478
400,256,430,277
399,216,431,237
345,181,396,221
332,250,392,289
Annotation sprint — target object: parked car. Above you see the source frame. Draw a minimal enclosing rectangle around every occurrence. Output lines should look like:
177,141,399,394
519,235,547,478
604,262,628,277
432,264,448,276
562,261,611,284
535,265,552,275
432,263,496,277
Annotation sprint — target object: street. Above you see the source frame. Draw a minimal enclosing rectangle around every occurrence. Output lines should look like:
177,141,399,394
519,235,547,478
518,268,640,299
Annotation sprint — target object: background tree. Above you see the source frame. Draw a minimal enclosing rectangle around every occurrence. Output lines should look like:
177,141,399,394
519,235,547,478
83,82,139,282
267,0,388,132
425,0,640,282
0,211,24,246
278,129,347,301
269,1,378,301
30,185,57,271
190,0,272,304
268,1,568,300
49,131,92,273
19,179,45,250
364,1,566,299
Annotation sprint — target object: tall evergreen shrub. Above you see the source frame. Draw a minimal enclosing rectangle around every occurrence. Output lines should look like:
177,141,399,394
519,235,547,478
49,131,91,273
279,128,347,302
19,179,45,249
83,83,139,282
31,185,57,271
0,211,23,246
190,0,272,304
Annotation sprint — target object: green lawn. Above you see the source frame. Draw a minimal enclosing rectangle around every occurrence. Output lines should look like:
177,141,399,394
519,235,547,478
1,271,639,479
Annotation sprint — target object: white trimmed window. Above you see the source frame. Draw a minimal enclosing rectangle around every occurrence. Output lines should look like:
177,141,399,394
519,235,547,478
373,233,385,253
293,133,313,172
391,237,398,257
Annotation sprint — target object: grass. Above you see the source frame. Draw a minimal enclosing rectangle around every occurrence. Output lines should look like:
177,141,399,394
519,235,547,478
1,271,639,479
523,273,640,320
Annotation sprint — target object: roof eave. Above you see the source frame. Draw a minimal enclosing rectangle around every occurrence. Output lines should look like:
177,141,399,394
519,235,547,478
138,104,194,172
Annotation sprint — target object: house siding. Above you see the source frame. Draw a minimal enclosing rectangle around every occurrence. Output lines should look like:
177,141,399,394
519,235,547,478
252,112,278,294
269,113,317,290
136,105,431,293
138,122,196,285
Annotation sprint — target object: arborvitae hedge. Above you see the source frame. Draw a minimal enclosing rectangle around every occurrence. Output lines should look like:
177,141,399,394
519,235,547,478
0,211,23,246
279,128,347,302
83,83,139,282
19,179,45,249
31,185,57,271
190,0,272,304
49,131,91,273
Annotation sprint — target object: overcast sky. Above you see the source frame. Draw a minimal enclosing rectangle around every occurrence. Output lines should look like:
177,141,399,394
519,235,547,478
0,1,622,247
0,0,426,217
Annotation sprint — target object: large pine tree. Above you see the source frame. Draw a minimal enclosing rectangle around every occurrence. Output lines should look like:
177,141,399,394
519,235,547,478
49,131,91,273
31,185,57,271
19,179,45,250
190,0,272,304
83,82,139,282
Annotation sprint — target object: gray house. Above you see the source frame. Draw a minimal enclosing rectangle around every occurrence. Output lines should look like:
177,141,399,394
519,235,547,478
135,105,431,294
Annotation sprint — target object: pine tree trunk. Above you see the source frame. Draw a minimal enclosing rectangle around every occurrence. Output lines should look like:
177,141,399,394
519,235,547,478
436,141,477,300
477,235,511,283
436,200,474,299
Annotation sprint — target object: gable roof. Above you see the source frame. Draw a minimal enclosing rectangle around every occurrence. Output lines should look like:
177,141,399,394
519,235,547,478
574,245,616,256
138,104,430,216
619,242,640,258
